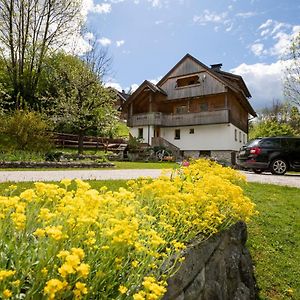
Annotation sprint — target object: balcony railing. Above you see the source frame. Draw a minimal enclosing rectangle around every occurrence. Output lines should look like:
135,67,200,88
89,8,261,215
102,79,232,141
127,110,230,127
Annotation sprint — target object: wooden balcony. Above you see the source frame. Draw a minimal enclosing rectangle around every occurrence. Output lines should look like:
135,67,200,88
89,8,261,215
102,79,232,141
127,109,230,127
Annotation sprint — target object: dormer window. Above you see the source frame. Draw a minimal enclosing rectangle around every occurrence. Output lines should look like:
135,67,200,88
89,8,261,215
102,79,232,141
175,105,188,114
176,75,200,88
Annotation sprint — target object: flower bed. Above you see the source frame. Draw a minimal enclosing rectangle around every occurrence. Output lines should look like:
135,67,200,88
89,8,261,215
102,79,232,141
0,159,256,299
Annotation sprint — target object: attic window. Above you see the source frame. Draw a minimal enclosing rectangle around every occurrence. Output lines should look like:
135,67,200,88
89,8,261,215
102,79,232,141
176,75,200,88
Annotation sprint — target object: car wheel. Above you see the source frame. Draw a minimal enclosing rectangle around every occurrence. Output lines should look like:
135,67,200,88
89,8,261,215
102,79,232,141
270,159,287,175
252,169,263,174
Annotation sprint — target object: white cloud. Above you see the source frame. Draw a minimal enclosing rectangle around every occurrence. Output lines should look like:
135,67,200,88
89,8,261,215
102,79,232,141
149,76,163,85
193,10,228,25
149,0,161,7
81,0,111,17
250,43,265,56
93,3,112,14
155,20,164,25
116,40,125,47
231,60,292,109
236,11,257,18
105,82,123,91
251,19,300,58
130,84,139,92
84,32,95,41
259,19,273,30
98,37,112,47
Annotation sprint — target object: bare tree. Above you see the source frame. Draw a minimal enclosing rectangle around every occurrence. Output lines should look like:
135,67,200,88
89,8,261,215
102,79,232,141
0,0,82,108
284,33,300,106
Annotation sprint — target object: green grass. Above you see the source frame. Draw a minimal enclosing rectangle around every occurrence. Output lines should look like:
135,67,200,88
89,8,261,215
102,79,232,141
112,161,178,169
243,183,300,300
0,161,178,171
0,180,298,299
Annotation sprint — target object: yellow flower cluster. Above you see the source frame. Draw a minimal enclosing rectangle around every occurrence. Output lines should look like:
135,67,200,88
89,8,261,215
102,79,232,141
0,159,256,299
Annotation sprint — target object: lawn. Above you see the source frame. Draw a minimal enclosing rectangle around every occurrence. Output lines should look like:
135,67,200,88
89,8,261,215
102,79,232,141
0,161,178,171
243,183,300,300
0,180,299,299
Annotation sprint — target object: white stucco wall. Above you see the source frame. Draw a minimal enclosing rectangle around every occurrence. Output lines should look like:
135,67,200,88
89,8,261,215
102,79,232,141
130,126,154,144
130,124,247,151
160,124,247,151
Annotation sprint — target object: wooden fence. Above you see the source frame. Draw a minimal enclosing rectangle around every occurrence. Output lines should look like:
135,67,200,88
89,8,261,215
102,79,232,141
53,133,127,152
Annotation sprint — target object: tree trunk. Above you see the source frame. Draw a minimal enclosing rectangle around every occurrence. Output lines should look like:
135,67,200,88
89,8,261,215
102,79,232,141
78,131,84,155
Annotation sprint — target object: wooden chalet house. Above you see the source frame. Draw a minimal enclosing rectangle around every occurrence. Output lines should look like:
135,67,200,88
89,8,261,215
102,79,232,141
125,54,257,163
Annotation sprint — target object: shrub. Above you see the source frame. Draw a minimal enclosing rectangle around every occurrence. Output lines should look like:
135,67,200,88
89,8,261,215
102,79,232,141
0,159,256,299
0,110,52,152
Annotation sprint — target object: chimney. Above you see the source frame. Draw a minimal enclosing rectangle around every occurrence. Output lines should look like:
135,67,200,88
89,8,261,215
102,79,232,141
210,63,223,71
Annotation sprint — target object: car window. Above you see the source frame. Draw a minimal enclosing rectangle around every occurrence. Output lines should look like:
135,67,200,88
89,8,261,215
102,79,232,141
259,139,281,148
287,139,300,150
245,139,260,147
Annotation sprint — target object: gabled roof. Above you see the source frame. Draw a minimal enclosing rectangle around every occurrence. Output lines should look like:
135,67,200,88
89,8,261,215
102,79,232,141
157,53,256,116
125,80,167,106
157,53,251,97
108,87,130,102
214,70,251,98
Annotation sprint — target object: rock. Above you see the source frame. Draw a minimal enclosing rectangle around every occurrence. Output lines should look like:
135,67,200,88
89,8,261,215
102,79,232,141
163,222,258,300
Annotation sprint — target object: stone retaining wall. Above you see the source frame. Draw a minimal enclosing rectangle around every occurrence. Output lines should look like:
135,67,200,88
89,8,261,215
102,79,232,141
163,222,257,300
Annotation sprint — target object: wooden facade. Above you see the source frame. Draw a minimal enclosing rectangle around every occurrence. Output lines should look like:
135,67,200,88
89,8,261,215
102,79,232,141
125,54,256,146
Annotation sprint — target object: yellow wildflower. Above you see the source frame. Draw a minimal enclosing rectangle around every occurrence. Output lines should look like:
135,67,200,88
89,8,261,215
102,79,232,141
3,289,12,298
57,250,70,259
132,260,139,268
71,248,85,260
45,226,63,240
58,263,76,278
118,285,128,294
133,291,146,300
41,268,48,276
11,280,20,287
44,279,68,300
73,282,88,299
60,178,72,188
76,263,90,278
0,270,16,281
33,228,45,238
20,189,36,202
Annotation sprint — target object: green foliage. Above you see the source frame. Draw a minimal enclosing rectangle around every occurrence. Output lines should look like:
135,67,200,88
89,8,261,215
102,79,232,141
0,150,45,162
249,119,296,140
100,121,129,138
0,110,52,152
244,183,300,300
284,32,300,105
127,136,143,151
43,53,118,153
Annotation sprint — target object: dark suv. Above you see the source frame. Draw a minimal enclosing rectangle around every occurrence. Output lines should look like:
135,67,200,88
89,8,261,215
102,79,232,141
237,136,300,175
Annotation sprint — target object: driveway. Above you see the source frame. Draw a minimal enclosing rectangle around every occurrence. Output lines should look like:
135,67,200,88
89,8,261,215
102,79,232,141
0,169,299,189
241,171,300,188
0,169,164,183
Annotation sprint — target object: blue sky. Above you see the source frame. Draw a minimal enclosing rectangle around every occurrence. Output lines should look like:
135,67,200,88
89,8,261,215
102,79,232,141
81,0,300,110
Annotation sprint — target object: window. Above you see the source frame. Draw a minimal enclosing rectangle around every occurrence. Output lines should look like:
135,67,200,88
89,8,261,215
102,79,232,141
176,75,200,88
200,101,208,112
175,129,180,140
234,129,237,141
189,128,194,134
200,151,211,157
243,134,245,144
138,128,143,139
239,131,242,143
175,105,188,114
260,138,281,148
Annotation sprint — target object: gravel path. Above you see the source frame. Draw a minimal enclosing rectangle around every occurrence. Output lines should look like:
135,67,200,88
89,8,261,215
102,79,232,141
0,169,299,188
0,169,165,183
